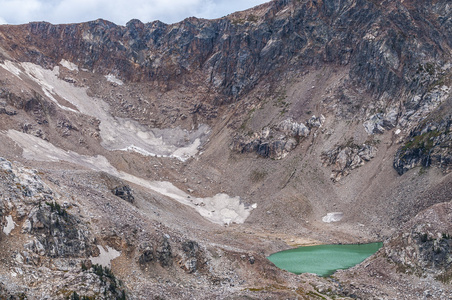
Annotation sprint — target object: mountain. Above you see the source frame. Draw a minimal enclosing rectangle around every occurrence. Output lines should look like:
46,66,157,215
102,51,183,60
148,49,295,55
0,0,451,299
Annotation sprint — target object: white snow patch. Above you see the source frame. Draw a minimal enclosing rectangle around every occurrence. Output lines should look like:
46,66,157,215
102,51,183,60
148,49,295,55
121,145,158,157
20,62,78,113
7,130,119,174
102,118,209,162
5,130,254,225
0,61,23,78
125,177,253,225
322,212,343,223
90,245,121,268
105,74,123,85
59,59,79,72
171,138,202,161
122,138,202,162
3,61,208,161
3,215,16,235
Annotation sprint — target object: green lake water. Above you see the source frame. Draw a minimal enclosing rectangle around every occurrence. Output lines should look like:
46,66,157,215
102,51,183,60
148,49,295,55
267,242,383,277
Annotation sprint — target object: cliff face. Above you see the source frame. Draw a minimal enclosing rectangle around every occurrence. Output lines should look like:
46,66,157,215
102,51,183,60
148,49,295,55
0,0,450,101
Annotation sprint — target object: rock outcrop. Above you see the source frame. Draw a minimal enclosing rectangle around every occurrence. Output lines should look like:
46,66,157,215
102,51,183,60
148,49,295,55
384,201,452,282
112,185,134,203
322,141,377,182
180,240,202,274
231,118,312,159
24,204,93,258
394,116,452,175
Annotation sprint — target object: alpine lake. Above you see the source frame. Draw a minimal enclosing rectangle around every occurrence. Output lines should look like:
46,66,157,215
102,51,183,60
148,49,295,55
267,242,383,277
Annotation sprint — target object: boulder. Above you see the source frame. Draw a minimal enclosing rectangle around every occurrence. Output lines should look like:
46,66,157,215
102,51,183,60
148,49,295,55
111,185,134,203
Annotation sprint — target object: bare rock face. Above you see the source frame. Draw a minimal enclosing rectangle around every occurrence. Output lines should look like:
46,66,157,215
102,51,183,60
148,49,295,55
231,118,310,159
0,158,92,259
322,141,377,182
181,241,201,273
394,116,452,175
138,243,155,266
156,236,172,267
384,201,452,282
0,158,93,259
0,0,450,106
25,204,92,258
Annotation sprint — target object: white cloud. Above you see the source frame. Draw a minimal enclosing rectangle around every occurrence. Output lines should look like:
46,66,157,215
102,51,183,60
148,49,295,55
0,0,43,24
0,17,7,25
0,0,269,25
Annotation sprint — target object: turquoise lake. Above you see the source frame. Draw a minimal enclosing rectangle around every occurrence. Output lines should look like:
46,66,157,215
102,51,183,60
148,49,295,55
267,242,383,277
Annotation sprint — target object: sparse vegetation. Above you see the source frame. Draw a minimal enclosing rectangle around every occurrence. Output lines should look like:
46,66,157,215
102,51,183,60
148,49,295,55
420,233,430,243
442,233,451,240
68,291,95,300
273,90,290,115
90,264,126,300
250,169,267,182
45,201,68,219
81,262,88,271
436,269,452,284
232,18,245,25
306,291,328,299
247,15,258,22
417,63,436,76
401,130,441,153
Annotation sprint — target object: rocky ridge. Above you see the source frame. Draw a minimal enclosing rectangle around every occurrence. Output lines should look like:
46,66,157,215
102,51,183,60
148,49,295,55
0,0,450,105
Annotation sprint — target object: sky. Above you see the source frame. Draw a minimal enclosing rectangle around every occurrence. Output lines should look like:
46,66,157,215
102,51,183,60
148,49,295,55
0,0,269,26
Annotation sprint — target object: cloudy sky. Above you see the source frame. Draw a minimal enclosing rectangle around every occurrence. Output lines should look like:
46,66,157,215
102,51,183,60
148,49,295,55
0,0,269,25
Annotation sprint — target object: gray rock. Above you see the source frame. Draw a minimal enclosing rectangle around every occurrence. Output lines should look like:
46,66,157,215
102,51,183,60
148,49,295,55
307,115,325,128
394,117,452,175
157,237,172,267
322,143,377,182
111,185,134,203
138,246,155,265
232,118,311,159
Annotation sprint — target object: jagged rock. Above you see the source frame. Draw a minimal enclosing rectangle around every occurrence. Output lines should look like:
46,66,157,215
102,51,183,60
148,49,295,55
0,0,451,298
248,255,255,264
307,115,325,128
363,114,387,134
16,200,93,258
394,117,452,175
156,237,172,267
138,246,155,265
111,185,134,203
182,241,199,257
384,201,452,280
277,118,310,137
322,142,377,182
22,123,47,140
232,118,310,159
181,241,200,273
0,107,17,115
3,0,449,105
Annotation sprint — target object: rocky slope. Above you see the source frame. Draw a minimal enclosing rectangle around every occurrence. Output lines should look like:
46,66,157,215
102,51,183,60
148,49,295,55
0,0,451,299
